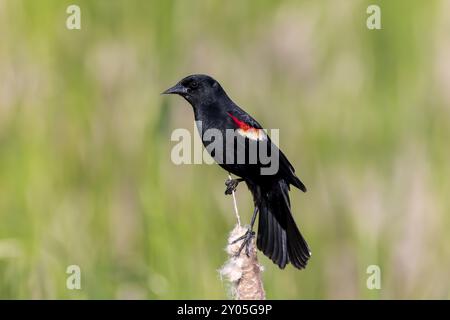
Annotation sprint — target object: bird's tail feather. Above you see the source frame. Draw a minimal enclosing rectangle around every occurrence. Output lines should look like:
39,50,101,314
255,180,311,269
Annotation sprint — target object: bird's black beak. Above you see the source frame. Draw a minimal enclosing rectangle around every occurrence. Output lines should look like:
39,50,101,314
161,83,187,95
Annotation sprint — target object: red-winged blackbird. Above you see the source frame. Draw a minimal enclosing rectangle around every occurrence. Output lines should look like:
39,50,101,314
163,74,311,269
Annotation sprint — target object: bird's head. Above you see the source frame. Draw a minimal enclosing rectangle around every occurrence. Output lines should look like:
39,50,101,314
162,74,226,107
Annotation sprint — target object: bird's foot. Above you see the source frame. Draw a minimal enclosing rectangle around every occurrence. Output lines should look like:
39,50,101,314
231,229,255,257
225,178,243,195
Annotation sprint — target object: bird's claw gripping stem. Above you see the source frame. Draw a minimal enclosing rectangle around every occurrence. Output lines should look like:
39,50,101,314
225,178,243,195
231,229,256,257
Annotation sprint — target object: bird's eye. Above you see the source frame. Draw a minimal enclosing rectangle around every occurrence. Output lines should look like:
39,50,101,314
190,81,199,89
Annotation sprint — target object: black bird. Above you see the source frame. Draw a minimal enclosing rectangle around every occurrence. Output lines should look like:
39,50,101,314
163,74,311,269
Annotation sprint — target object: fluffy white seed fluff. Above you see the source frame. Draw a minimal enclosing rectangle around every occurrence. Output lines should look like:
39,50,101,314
219,224,265,300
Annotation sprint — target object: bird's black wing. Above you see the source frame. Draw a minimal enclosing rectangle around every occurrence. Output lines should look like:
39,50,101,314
275,146,307,192
227,105,307,192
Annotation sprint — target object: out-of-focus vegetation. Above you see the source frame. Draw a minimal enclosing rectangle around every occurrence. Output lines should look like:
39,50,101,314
0,0,449,299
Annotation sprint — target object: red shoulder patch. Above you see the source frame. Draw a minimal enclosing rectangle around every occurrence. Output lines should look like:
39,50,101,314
227,112,266,141
227,112,254,131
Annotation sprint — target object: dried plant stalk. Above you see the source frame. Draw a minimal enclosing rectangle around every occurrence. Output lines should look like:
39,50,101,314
220,175,265,299
220,224,266,300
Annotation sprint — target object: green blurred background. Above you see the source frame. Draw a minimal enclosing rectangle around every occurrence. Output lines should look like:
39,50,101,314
1,0,449,299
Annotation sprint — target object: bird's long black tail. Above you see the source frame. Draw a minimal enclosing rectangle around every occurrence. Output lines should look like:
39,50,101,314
253,180,311,269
